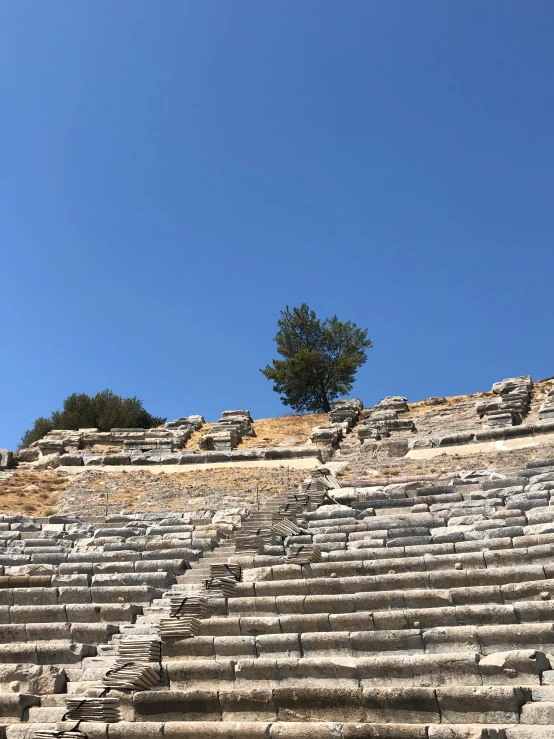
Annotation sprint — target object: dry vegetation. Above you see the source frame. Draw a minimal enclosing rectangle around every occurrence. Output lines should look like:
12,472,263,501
241,413,327,448
0,471,68,516
57,466,309,516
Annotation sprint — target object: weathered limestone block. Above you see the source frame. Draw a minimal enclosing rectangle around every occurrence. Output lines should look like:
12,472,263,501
435,685,529,723
375,396,409,413
102,454,131,465
0,664,65,693
0,451,13,470
362,687,440,723
310,426,342,446
59,452,83,466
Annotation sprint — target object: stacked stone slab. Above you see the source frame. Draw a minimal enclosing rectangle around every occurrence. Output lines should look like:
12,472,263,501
60,445,322,467
359,395,417,442
477,376,534,427
311,399,363,447
199,410,256,451
539,383,554,421
329,399,364,428
164,415,204,433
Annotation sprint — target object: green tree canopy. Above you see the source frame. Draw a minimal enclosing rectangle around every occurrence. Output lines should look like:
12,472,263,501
20,389,166,448
260,303,372,413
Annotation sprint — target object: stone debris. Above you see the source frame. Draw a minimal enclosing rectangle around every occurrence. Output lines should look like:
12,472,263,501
271,519,305,538
20,413,323,468
539,382,554,420
233,533,265,554
34,732,87,738
311,398,363,447
200,410,256,451
310,423,345,446
300,466,342,495
63,697,120,722
116,638,162,664
424,396,447,405
210,563,242,581
477,376,534,427
375,395,410,413
203,575,237,598
169,596,210,619
358,396,417,442
285,543,323,564
164,415,204,433
329,398,363,427
158,616,202,638
101,662,160,690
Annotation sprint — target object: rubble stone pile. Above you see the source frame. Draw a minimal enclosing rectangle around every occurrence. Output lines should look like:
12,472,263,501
310,399,363,447
199,410,256,451
477,376,534,428
359,395,417,442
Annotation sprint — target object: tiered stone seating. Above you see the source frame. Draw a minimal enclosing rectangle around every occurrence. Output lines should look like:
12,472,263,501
0,509,230,737
9,459,554,736
123,460,554,738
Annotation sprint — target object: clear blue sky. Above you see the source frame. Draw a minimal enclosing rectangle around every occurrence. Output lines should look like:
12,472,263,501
1,2,554,449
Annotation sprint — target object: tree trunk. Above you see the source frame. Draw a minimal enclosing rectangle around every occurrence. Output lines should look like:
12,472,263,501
321,393,331,412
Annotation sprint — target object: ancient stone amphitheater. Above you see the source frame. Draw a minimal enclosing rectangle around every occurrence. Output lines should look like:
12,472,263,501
2,375,554,737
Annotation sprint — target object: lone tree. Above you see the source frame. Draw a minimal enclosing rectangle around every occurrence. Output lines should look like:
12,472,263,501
20,389,166,448
261,303,372,413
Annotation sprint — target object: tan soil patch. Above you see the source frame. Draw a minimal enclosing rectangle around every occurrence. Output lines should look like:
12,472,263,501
0,471,68,516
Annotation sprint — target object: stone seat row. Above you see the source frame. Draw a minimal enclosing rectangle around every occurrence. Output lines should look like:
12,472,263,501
0,603,140,624
10,721,554,739
233,546,554,582
229,563,554,595
0,585,161,606
103,684,553,724
22,685,554,726
156,620,554,661
221,582,554,618
230,536,554,568
0,622,118,644
154,651,551,688
173,600,554,638
0,547,201,566
10,723,554,739
58,446,321,467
